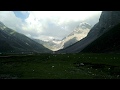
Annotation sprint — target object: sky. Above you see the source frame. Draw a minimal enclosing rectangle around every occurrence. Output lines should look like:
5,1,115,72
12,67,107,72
0,11,102,41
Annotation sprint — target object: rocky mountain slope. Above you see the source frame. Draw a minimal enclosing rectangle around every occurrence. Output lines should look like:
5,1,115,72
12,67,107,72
81,22,120,53
0,21,52,53
61,22,91,49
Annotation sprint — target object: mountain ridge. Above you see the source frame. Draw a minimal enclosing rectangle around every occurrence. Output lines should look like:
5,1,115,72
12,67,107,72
0,21,52,54
81,22,120,53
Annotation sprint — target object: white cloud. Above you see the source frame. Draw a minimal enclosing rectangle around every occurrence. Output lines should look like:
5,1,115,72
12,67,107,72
0,11,102,41
0,11,23,30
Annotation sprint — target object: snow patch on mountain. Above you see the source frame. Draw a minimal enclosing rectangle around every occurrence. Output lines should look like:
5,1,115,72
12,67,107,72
60,22,91,49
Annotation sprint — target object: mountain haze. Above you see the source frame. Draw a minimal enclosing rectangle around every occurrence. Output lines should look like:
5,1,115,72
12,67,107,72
33,38,62,51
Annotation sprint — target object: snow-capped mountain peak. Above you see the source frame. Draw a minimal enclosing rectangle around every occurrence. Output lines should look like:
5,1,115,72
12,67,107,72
75,22,92,30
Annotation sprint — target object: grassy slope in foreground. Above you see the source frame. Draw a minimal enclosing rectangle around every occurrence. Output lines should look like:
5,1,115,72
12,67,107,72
0,53,120,79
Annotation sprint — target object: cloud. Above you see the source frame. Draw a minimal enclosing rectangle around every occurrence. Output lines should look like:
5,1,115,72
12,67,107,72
0,11,102,41
0,11,23,31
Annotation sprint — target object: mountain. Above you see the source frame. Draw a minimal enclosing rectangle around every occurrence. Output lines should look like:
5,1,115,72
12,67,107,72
33,39,62,51
81,22,120,53
33,22,91,51
56,11,120,53
0,21,52,53
61,22,91,49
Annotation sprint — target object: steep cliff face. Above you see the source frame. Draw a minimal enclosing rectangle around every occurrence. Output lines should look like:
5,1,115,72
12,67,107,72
81,22,120,53
56,11,120,53
99,11,120,27
88,11,120,37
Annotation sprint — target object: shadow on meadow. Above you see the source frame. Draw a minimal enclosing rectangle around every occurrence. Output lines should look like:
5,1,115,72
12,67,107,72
0,53,120,79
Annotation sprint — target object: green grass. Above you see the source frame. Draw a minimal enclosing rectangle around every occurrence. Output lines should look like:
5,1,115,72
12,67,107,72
0,53,120,79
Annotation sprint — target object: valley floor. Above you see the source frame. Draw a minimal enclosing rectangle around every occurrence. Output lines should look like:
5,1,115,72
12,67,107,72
0,53,120,79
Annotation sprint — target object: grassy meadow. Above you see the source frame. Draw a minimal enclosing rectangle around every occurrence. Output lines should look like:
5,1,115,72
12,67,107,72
0,53,120,79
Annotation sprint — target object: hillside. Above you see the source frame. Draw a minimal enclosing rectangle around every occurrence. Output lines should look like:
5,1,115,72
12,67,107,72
0,21,52,53
81,23,120,53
